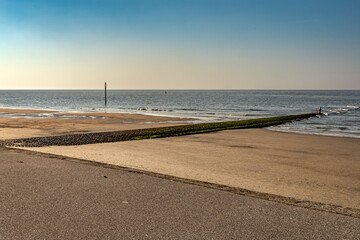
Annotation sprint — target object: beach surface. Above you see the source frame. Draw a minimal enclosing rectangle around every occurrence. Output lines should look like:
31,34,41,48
0,108,188,140
2,148,359,239
19,128,360,210
2,108,360,210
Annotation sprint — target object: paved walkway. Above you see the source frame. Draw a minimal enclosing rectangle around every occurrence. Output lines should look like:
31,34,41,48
1,148,359,239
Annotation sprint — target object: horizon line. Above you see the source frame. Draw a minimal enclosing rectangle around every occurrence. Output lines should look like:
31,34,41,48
1,88,360,91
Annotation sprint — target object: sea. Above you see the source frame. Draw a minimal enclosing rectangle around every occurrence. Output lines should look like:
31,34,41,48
0,90,359,138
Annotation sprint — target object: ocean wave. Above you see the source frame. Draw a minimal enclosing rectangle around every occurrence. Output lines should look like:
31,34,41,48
322,105,360,116
268,127,360,138
0,112,105,120
347,105,360,109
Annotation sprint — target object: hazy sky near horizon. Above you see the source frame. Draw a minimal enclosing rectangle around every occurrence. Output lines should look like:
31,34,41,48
0,0,359,89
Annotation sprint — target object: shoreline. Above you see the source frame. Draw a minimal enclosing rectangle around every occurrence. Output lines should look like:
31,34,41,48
268,128,360,139
1,107,359,140
0,106,193,120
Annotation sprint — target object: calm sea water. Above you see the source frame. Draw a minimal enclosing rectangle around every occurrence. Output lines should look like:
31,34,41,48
0,90,359,138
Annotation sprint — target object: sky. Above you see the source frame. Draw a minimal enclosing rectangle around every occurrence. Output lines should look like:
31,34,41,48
0,0,359,90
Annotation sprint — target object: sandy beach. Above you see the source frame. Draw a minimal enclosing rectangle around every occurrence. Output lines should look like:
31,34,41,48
19,128,360,210
0,108,189,140
2,108,360,210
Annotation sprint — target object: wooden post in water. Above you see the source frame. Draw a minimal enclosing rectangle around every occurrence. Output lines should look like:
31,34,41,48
104,82,107,105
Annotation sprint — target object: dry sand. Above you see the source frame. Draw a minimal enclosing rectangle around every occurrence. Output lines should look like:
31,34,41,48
21,128,360,209
0,108,189,140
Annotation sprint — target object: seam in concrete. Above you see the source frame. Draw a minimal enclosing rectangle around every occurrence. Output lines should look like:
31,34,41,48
3,146,359,219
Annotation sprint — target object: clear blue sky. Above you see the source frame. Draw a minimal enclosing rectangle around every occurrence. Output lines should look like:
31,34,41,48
1,0,359,89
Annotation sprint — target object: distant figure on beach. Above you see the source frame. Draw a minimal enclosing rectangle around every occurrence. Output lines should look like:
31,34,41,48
165,90,167,94
318,106,322,114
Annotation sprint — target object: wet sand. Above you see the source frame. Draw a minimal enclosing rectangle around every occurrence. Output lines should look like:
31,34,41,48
21,129,360,209
0,108,189,139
